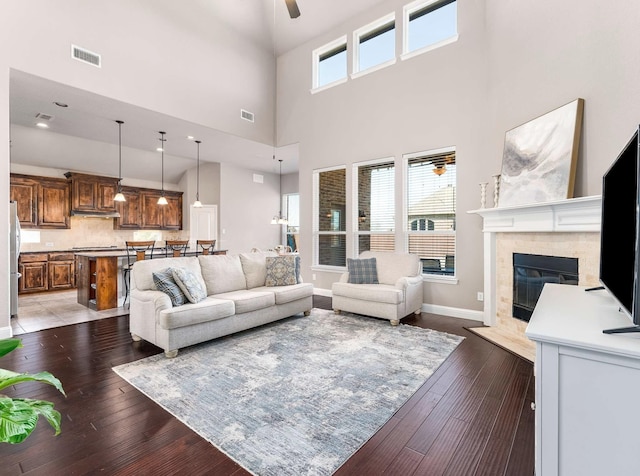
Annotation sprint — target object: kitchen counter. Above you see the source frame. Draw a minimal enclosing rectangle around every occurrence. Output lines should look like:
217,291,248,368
74,248,227,258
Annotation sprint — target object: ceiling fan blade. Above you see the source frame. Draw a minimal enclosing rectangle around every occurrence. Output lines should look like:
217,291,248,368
284,0,300,19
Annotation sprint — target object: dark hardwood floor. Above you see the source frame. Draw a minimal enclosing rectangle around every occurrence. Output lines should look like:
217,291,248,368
1,296,534,475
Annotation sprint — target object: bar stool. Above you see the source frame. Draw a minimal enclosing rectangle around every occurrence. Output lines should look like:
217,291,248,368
196,239,216,255
123,240,155,308
165,240,189,257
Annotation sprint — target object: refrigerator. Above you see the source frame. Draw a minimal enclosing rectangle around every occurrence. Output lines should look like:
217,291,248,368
10,201,21,317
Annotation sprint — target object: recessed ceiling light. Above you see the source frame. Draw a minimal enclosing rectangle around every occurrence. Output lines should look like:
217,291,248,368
53,101,68,108
187,135,194,140
156,147,164,152
36,122,49,128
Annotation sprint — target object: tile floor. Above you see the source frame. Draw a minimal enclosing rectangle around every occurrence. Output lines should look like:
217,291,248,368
12,290,127,335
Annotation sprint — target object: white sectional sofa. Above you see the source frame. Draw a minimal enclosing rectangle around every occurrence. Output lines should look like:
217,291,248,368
129,252,313,357
331,251,423,325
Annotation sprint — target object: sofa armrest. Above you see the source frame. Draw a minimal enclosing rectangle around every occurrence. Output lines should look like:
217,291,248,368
131,289,172,312
339,272,349,283
395,275,423,290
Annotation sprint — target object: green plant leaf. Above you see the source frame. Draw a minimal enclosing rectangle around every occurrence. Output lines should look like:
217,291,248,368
0,339,22,359
0,397,39,444
0,370,65,395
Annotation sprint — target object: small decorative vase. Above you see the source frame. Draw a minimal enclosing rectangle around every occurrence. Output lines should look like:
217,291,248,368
479,182,488,209
493,174,501,207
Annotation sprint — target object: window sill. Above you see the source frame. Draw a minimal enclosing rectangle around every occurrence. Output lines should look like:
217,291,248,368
400,35,459,62
310,77,348,95
350,58,397,80
311,265,347,274
422,274,458,285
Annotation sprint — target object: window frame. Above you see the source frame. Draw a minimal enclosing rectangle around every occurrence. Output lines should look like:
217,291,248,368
311,35,348,93
312,165,348,270
401,0,459,62
403,146,457,282
351,13,397,79
352,157,396,256
283,193,299,251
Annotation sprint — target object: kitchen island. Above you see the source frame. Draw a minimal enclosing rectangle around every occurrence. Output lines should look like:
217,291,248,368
75,248,227,310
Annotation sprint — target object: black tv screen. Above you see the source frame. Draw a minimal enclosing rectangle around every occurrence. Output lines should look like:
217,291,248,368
599,127,640,330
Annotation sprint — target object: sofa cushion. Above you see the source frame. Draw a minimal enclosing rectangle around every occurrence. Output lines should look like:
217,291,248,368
172,267,207,303
255,282,314,305
359,251,420,285
239,251,278,289
213,290,275,314
332,282,403,305
347,257,379,284
153,268,187,307
199,254,247,295
158,297,235,330
133,256,204,292
265,255,298,286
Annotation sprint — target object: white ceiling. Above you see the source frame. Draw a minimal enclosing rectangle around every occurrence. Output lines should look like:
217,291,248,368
9,0,387,182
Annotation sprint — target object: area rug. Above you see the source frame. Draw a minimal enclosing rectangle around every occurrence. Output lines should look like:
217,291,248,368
112,308,464,475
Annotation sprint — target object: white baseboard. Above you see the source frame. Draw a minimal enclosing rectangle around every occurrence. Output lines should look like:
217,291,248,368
314,288,483,322
0,326,13,339
421,303,484,322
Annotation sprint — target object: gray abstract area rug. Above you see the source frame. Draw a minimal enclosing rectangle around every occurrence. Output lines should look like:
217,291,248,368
113,309,464,475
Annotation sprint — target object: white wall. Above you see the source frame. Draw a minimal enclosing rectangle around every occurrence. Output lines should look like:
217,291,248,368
276,0,640,312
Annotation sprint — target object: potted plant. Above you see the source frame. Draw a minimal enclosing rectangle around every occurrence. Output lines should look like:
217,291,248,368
0,338,65,444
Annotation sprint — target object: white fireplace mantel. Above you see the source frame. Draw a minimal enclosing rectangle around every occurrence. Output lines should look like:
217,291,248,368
468,195,602,326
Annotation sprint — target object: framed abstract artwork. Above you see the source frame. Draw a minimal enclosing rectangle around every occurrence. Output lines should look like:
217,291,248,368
497,98,584,207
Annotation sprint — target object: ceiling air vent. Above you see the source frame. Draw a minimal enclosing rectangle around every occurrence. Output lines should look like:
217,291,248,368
35,113,55,121
71,44,101,68
240,109,255,123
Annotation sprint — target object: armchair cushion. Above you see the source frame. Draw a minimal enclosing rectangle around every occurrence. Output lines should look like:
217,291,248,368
347,257,379,284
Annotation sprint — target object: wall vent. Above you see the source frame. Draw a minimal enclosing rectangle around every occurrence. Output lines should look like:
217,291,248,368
35,113,55,121
71,44,101,68
240,109,255,123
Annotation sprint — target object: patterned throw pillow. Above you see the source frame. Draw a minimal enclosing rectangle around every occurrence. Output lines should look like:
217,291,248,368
347,257,379,284
153,268,187,307
265,256,298,287
172,267,207,303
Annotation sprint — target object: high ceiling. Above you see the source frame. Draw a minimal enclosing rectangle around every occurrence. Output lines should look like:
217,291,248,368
9,0,387,182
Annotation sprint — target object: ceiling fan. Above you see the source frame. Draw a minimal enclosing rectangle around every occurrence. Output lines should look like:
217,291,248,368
285,0,301,19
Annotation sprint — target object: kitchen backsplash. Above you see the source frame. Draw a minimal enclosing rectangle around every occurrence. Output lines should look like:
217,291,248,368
20,217,189,252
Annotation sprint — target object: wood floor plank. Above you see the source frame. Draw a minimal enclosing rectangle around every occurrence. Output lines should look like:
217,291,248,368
3,296,534,475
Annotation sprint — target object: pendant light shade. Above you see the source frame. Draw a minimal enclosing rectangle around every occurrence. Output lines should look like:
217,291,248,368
157,131,168,205
113,120,126,202
270,157,288,225
193,140,203,208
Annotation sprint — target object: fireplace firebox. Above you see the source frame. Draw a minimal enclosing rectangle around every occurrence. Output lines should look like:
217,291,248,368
513,253,578,322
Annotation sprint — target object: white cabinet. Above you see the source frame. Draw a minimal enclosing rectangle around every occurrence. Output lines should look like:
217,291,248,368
526,284,640,476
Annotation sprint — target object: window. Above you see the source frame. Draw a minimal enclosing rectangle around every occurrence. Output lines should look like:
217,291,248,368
405,148,456,276
354,159,395,254
313,167,346,267
284,193,299,251
353,14,396,75
403,0,457,56
313,36,347,90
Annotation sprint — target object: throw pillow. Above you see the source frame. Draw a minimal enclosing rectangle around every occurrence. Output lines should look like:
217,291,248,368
153,268,187,307
265,255,298,287
347,257,379,284
172,267,207,303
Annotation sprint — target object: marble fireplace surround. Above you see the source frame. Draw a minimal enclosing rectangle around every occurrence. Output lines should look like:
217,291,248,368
470,196,602,361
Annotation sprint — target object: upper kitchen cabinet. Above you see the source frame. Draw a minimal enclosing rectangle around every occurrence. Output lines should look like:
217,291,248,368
114,187,182,230
10,174,70,229
65,172,119,215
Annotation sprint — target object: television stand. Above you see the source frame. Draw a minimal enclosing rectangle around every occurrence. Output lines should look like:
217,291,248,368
603,324,640,334
526,283,640,476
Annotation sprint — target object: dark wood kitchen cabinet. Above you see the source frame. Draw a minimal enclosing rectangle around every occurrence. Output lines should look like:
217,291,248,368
48,252,76,290
76,255,118,311
115,187,182,230
18,253,48,293
114,188,142,229
65,172,118,214
10,174,70,229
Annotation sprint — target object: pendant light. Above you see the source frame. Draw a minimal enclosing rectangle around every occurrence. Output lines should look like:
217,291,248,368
157,131,168,205
270,158,288,225
193,140,203,208
113,120,126,202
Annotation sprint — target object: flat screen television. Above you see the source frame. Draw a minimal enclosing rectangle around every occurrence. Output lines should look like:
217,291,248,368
599,126,640,334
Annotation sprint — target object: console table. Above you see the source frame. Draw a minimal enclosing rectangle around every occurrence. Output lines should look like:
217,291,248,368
526,283,640,476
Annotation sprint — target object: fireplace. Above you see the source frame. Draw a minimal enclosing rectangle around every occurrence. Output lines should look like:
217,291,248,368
512,253,578,322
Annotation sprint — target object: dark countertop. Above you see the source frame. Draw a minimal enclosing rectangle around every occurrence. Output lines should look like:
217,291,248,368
74,248,227,258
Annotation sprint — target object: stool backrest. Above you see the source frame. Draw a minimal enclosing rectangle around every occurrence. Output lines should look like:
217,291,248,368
196,239,216,255
125,240,155,267
165,240,189,257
